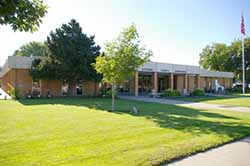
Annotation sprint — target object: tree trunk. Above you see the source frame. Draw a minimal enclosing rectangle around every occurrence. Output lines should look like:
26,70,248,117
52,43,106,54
111,82,115,111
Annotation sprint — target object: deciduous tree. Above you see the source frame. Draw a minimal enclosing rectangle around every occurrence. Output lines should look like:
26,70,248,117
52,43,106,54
199,43,232,71
0,0,48,32
13,41,47,57
94,24,152,111
199,38,250,82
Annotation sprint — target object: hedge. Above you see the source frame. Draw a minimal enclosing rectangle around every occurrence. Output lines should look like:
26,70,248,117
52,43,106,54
163,89,181,97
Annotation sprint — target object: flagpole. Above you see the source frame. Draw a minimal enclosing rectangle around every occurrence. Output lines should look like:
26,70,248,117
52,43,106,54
242,34,245,94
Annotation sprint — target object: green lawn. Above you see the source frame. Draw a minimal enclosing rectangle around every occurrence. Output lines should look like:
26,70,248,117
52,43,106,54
1,98,250,166
176,96,250,107
233,93,250,97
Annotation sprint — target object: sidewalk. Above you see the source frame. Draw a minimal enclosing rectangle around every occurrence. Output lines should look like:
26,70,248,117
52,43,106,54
120,96,250,113
167,137,250,166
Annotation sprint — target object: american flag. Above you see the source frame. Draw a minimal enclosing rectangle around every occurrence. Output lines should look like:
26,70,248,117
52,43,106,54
241,13,245,36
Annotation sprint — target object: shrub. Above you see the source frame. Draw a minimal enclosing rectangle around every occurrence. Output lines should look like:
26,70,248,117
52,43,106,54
225,88,232,95
232,87,242,93
163,89,181,97
7,83,20,100
192,88,205,96
227,87,250,94
173,90,181,96
246,88,250,93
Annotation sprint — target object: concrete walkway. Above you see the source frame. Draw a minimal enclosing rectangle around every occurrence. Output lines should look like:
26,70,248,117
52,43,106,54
120,96,250,113
167,137,250,166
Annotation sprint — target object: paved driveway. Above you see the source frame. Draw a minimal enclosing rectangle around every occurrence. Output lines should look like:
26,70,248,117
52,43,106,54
120,96,250,113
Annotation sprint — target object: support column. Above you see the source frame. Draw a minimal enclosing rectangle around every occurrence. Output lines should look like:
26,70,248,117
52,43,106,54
204,77,208,90
153,72,158,93
135,71,139,96
222,78,225,87
184,74,188,93
196,74,200,89
170,73,174,90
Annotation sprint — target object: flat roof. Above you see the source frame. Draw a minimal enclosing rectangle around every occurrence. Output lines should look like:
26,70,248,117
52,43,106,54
0,56,35,77
139,61,234,78
0,56,234,78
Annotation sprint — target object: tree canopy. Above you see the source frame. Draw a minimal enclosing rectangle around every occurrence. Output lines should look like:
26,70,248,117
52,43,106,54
0,0,48,32
30,19,101,84
199,37,250,82
13,41,47,57
199,43,233,71
94,24,152,111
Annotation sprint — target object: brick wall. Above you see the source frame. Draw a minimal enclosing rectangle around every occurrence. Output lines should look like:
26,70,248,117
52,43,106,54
1,69,33,98
224,78,232,89
41,80,62,97
200,77,206,89
84,81,99,96
16,69,33,97
1,68,99,98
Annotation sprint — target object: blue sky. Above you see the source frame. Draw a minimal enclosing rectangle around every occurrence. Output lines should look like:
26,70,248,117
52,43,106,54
0,0,249,66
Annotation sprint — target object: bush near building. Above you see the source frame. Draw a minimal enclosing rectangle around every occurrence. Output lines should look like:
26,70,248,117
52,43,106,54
163,89,181,97
192,88,205,96
226,87,250,94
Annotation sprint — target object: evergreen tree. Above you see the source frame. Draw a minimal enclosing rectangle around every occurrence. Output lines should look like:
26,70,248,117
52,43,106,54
30,19,101,93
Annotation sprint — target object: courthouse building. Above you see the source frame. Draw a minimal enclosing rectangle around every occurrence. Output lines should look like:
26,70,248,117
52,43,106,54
0,56,234,98
118,62,234,96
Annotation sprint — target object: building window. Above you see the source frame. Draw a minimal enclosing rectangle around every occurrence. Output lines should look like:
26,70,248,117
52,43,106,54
61,80,69,96
32,79,41,97
76,79,83,95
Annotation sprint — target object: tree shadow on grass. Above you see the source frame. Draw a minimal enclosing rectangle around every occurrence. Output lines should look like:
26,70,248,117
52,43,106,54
144,112,249,137
114,99,250,137
18,98,250,165
18,98,250,137
18,98,250,136
18,97,239,119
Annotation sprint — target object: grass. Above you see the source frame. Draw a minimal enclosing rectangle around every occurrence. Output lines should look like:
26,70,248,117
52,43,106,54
1,98,250,166
176,95,250,107
232,93,250,97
